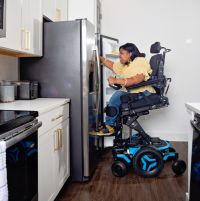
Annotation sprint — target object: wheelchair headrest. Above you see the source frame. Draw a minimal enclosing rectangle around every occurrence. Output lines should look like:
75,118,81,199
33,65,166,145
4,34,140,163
150,42,161,53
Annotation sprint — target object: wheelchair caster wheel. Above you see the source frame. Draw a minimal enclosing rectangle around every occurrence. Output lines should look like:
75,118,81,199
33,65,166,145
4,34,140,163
112,161,127,177
172,160,186,175
132,147,164,178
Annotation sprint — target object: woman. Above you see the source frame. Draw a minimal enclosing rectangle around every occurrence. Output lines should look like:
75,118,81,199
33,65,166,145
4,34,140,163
97,43,156,135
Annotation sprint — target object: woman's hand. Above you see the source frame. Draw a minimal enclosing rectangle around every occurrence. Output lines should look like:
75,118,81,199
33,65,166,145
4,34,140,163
107,77,116,85
95,56,102,61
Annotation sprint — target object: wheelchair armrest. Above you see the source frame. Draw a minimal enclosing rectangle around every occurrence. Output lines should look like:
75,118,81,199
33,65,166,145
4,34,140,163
126,78,164,90
109,84,122,90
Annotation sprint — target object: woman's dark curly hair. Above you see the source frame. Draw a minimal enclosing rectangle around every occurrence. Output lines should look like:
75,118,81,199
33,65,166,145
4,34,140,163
119,43,146,61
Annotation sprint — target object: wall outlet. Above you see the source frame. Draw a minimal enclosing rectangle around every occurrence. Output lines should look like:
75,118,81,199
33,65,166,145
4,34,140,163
140,115,146,120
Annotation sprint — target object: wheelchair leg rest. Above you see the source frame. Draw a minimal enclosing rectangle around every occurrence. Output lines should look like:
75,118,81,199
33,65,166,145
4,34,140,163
162,152,178,161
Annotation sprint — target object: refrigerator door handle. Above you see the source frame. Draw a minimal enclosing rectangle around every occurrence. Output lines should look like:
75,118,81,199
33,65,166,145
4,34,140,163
93,45,101,129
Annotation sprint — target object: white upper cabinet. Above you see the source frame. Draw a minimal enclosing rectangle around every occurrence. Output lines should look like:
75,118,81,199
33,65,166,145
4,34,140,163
43,0,67,22
25,0,43,56
56,0,68,21
68,0,101,33
43,0,56,22
0,0,23,52
0,0,43,57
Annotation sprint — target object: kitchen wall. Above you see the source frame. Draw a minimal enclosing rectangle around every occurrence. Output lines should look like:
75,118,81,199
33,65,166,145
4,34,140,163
0,55,19,84
101,0,200,141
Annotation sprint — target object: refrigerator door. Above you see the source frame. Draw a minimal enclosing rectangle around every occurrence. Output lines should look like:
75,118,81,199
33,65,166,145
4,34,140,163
81,20,98,178
98,35,119,148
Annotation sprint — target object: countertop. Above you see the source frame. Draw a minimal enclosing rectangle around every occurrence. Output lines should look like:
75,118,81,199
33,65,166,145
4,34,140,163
0,98,70,115
185,103,200,114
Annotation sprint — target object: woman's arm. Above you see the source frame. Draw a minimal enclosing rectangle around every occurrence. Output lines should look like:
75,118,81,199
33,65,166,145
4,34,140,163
99,56,114,71
108,74,145,87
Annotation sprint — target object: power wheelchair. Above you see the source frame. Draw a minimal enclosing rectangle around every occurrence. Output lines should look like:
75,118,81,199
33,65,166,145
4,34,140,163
104,42,186,178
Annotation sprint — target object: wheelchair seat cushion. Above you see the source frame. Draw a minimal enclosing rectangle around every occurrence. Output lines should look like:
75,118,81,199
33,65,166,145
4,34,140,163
130,94,161,109
120,94,161,112
120,93,139,103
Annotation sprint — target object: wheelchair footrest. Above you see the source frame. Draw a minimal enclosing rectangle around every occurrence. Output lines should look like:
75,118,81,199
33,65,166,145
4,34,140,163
89,129,117,136
162,152,178,161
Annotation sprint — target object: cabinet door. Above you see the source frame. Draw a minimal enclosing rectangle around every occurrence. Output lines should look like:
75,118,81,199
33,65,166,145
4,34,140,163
0,0,24,52
26,0,43,56
38,128,56,201
54,118,70,193
56,0,68,21
43,0,56,22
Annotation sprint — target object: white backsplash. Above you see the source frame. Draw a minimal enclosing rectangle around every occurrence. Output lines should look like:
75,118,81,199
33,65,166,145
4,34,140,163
0,55,19,84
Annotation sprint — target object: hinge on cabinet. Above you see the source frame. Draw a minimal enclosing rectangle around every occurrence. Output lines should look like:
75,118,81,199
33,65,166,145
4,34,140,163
100,14,102,19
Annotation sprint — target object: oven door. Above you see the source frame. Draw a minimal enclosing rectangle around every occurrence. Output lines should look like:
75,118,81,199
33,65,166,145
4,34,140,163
0,0,6,38
5,120,42,201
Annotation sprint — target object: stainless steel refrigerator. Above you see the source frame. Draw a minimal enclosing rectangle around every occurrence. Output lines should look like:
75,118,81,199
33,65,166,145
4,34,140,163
20,19,102,182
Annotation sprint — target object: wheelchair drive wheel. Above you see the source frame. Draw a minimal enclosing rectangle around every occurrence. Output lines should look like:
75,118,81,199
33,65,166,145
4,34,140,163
169,147,176,152
112,161,128,177
172,160,186,175
132,147,164,178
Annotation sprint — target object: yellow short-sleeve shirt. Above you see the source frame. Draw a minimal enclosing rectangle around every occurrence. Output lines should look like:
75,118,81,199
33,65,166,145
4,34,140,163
113,57,156,94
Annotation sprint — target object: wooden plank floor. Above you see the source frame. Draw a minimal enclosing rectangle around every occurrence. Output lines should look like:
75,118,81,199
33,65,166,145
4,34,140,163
55,141,188,201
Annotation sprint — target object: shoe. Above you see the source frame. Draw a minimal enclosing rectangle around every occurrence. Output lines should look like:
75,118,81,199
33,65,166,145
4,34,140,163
98,125,115,135
97,123,105,130
89,125,115,136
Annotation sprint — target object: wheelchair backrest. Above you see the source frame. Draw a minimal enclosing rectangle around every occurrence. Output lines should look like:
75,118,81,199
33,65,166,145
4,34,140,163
149,42,171,96
149,54,162,77
149,42,165,79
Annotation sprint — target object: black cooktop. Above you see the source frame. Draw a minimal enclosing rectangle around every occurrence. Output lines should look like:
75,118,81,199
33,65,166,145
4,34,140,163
0,110,38,135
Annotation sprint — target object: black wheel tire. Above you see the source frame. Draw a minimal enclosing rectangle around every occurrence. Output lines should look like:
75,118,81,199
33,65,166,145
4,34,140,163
112,161,127,177
172,160,186,175
169,147,176,152
132,147,164,178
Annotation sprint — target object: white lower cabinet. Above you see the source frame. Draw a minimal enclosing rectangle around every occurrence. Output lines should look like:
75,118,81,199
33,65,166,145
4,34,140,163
38,118,70,201
54,118,70,193
38,127,56,201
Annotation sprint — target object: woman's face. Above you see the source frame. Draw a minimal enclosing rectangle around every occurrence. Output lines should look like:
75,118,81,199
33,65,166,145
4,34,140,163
119,48,132,64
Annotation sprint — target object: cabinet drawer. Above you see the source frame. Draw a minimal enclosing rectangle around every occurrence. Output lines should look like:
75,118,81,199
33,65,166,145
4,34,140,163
37,103,69,137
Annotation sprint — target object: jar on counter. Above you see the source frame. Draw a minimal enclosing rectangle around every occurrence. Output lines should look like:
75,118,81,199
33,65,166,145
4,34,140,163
0,80,15,103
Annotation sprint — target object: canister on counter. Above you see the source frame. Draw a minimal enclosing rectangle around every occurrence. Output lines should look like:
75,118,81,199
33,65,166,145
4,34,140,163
0,80,15,103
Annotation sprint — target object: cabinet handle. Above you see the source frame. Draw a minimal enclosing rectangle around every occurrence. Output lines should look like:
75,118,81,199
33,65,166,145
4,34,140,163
56,8,61,21
22,30,27,50
58,129,62,148
54,130,60,151
26,31,30,50
52,114,63,121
